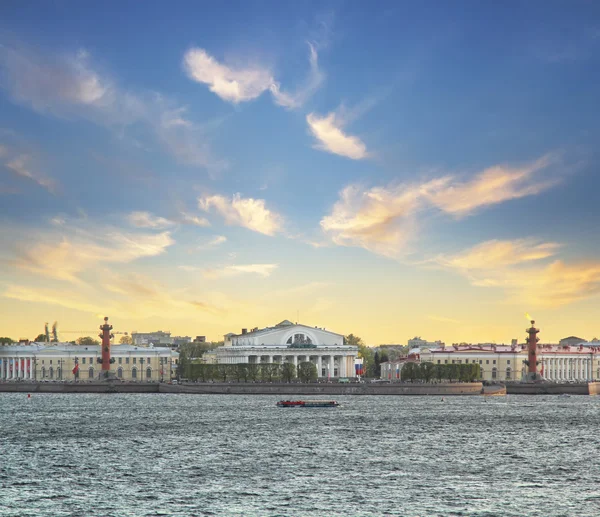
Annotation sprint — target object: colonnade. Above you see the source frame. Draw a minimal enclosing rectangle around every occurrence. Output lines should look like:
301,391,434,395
0,357,35,380
541,357,595,381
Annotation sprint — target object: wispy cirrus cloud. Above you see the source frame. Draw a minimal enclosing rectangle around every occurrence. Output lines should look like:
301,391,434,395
5,154,58,194
183,42,323,108
306,112,368,160
1,217,174,283
0,45,223,171
198,193,283,236
321,155,560,257
434,239,600,307
127,211,175,230
201,263,279,279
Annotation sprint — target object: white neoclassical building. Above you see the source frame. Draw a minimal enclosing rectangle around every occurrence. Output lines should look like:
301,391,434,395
207,320,358,378
0,343,178,382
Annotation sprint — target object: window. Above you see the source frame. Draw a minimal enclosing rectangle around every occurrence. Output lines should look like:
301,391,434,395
126,357,130,365
82,357,86,364
42,360,45,365
506,368,511,380
118,357,122,364
41,367,46,378
50,360,53,365
492,368,497,379
486,360,489,365
507,360,511,365
445,360,448,364
146,368,152,379
88,368,94,379
437,360,441,364
132,368,137,379
493,360,496,365
465,359,469,364
452,360,455,364
117,368,123,379
479,360,482,365
49,367,53,379
147,358,151,365
133,358,137,365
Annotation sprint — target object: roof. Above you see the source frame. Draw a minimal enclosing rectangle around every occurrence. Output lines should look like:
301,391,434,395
0,342,174,354
228,321,344,339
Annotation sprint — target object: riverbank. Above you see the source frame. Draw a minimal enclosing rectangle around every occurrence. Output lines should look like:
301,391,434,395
0,381,483,395
1,381,597,395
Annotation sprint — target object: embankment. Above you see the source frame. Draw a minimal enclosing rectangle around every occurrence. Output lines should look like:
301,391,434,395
0,382,482,396
506,382,600,395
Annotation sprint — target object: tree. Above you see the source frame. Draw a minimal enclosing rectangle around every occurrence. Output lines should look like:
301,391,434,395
0,337,14,345
119,335,132,345
298,361,318,383
34,333,48,342
421,362,436,382
282,363,296,383
347,334,376,378
76,336,100,347
235,364,249,382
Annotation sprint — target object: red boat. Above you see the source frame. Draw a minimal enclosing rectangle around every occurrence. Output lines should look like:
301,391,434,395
276,400,339,408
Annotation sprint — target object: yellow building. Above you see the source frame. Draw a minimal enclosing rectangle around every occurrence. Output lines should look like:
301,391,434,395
0,343,178,382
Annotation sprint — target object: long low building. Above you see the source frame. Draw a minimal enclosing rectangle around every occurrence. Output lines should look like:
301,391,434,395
381,343,600,382
0,343,178,382
206,320,358,378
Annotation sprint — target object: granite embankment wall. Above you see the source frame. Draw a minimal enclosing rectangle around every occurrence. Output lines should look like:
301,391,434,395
506,382,600,395
0,382,483,396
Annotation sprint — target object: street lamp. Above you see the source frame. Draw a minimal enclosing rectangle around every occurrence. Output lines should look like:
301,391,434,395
140,357,145,383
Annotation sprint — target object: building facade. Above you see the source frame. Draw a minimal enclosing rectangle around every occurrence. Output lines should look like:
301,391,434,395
0,343,178,382
131,331,174,346
208,320,357,378
418,344,600,382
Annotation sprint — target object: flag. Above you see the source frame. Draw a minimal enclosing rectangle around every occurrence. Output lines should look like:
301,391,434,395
72,363,79,375
396,365,400,379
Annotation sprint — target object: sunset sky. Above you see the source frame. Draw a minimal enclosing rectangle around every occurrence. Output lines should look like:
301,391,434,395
1,2,600,345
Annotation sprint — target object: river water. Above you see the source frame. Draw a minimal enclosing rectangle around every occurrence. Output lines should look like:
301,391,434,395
1,394,599,517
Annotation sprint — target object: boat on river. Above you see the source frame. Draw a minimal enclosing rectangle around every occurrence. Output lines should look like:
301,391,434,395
276,400,339,408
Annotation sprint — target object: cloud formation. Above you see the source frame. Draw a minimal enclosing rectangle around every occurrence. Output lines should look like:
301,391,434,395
5,154,57,193
201,263,279,279
128,211,175,230
198,193,283,236
435,239,600,307
0,45,222,170
306,112,368,160
321,155,559,256
183,43,323,108
3,218,174,283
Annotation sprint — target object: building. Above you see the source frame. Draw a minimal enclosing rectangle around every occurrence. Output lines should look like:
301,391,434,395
559,336,587,347
407,337,444,349
131,331,174,346
173,336,193,347
419,343,600,382
0,343,178,382
211,320,357,378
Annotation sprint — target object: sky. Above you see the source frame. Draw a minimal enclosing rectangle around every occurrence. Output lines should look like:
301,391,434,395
1,1,599,345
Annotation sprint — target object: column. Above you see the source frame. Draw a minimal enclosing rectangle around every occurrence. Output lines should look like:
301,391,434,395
329,356,335,378
267,355,272,364
340,356,346,377
317,356,322,378
293,356,298,368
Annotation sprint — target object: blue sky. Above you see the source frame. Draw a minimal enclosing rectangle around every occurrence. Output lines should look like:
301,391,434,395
1,1,600,344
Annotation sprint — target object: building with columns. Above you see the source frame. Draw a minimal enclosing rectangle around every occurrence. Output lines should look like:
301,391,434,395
0,343,177,382
206,320,357,378
418,343,600,382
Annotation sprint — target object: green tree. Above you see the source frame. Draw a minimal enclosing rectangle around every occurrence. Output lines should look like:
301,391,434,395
0,337,14,345
247,364,259,382
34,333,48,342
76,336,100,347
421,362,436,382
402,362,418,382
282,363,296,383
216,364,229,382
347,334,376,378
298,361,318,383
119,335,132,344
235,364,249,382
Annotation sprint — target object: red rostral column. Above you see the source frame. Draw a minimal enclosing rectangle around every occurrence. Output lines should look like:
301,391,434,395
99,317,114,373
527,320,540,377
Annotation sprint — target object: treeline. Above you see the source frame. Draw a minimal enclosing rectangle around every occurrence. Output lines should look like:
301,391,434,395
398,362,481,382
185,362,319,383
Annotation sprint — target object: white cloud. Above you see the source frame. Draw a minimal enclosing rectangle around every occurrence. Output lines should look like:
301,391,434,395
127,211,175,230
179,212,211,227
202,263,279,279
321,155,560,257
425,155,558,217
434,239,600,307
270,42,324,109
306,112,368,160
184,43,323,108
198,193,283,236
0,45,222,170
3,218,174,283
183,48,274,104
5,154,57,193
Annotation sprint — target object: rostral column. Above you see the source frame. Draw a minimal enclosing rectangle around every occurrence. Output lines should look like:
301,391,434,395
99,317,114,374
526,319,540,379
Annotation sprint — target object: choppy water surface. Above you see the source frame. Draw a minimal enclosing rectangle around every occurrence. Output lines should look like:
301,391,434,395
1,394,599,517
